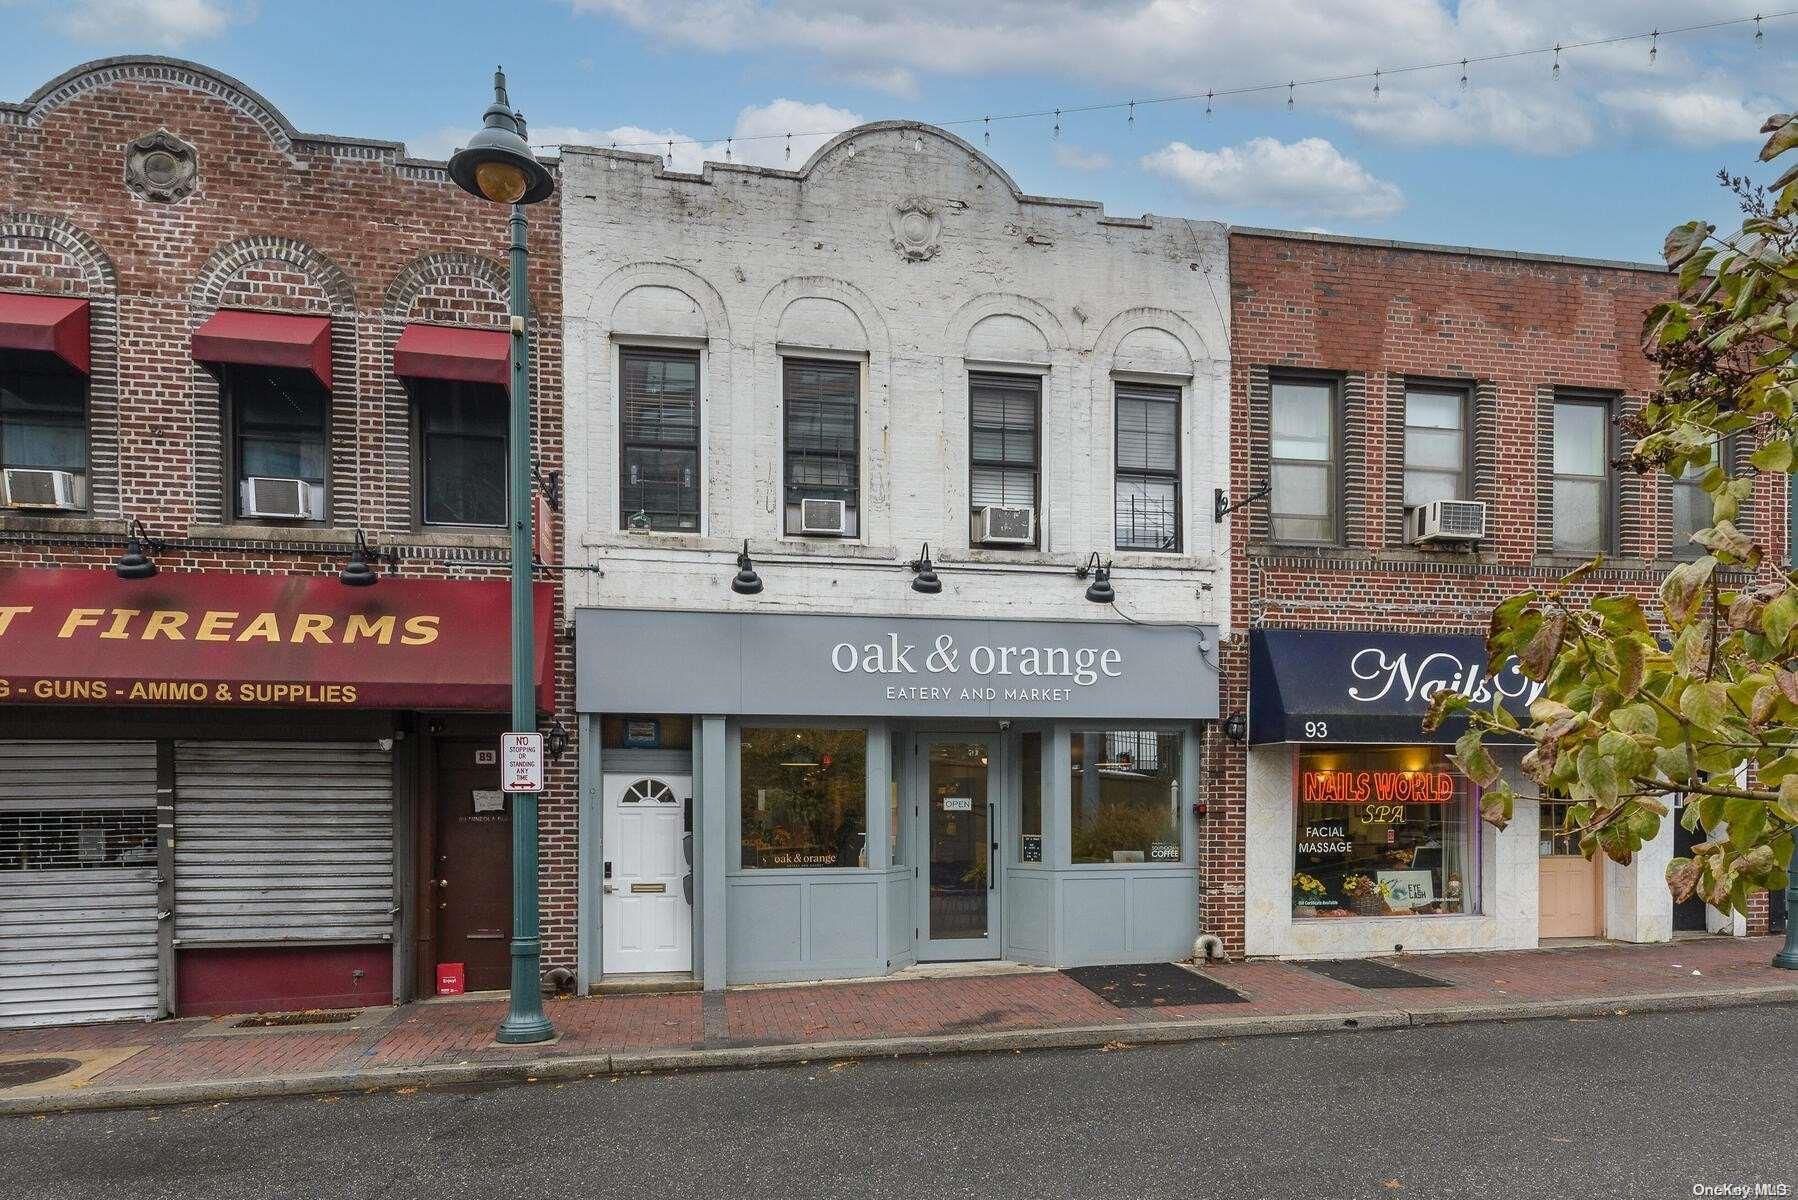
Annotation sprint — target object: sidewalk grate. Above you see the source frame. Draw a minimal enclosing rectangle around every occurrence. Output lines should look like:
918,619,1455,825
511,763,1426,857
232,1010,362,1029
1303,959,1453,989
0,1058,82,1089
1063,963,1247,1007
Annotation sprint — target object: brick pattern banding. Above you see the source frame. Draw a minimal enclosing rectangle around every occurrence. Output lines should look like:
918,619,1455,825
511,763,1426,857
0,56,579,974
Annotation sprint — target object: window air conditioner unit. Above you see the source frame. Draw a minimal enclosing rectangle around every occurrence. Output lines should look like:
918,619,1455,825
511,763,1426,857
798,497,849,536
1,467,81,511
242,476,321,520
976,504,1035,545
1408,498,1486,544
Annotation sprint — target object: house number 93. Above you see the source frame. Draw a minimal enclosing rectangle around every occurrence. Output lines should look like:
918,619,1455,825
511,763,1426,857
1303,720,1328,738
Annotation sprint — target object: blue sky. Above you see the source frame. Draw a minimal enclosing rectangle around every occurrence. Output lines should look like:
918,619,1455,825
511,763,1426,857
1,1,1792,262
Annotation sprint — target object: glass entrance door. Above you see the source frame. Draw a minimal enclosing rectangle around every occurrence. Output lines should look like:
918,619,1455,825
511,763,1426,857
920,737,1000,961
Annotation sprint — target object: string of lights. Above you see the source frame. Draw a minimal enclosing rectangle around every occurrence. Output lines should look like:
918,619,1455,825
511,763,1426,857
553,9,1795,159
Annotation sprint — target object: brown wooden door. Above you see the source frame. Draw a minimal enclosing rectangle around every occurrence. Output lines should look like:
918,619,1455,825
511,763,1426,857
1538,799,1604,939
433,740,512,992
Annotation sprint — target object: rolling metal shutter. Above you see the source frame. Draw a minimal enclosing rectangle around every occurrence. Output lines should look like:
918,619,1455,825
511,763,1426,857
0,741,161,1029
173,741,394,945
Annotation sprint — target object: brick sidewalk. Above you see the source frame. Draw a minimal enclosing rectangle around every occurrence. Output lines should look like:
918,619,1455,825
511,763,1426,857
2,937,1792,1111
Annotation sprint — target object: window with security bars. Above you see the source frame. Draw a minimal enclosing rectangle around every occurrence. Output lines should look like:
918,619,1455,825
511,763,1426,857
784,358,860,537
0,809,157,871
619,348,702,532
969,373,1040,546
1115,382,1181,551
1,350,89,507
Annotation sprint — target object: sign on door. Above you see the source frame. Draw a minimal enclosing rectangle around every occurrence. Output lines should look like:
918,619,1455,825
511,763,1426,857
501,732,544,793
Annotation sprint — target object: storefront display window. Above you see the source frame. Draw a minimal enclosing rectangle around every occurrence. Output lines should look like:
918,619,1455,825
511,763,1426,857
1019,731,1043,863
1293,747,1477,919
1069,729,1182,864
739,727,867,869
888,736,904,868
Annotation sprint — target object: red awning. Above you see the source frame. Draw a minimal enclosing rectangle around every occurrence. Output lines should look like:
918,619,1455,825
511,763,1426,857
191,310,333,388
0,568,555,712
393,323,510,387
0,292,90,373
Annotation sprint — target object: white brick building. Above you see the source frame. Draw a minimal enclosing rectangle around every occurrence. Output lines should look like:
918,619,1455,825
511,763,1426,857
560,122,1230,990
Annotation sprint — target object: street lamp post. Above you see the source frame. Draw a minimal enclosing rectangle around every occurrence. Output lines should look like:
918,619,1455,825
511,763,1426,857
1776,842,1798,970
449,68,556,1044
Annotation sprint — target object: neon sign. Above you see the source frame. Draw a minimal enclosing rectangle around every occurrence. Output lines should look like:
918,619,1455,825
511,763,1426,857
1300,769,1456,805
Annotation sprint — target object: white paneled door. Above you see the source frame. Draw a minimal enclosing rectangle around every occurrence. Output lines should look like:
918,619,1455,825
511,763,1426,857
601,775,693,975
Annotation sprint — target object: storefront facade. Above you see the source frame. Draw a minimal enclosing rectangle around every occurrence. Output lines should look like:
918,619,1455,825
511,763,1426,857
0,567,553,1027
1244,628,1680,958
575,610,1217,988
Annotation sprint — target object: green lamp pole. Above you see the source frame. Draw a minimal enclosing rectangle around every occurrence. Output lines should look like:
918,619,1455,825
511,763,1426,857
1776,843,1798,970
449,68,557,1043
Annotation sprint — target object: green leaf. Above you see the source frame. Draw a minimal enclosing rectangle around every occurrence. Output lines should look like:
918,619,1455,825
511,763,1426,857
1679,680,1729,729
1660,557,1716,629
1664,220,1714,264
1762,588,1798,647
1452,729,1501,789
1752,438,1794,472
1518,610,1566,681
1591,595,1650,636
1612,702,1659,738
1723,796,1769,852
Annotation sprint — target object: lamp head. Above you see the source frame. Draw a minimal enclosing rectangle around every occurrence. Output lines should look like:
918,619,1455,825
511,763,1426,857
910,543,942,595
339,529,380,587
1084,560,1115,604
731,539,763,595
114,519,157,581
448,67,555,206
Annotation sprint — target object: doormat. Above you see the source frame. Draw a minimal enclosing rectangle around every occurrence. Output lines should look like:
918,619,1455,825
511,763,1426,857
232,1010,362,1029
1302,959,1453,989
1062,963,1246,1007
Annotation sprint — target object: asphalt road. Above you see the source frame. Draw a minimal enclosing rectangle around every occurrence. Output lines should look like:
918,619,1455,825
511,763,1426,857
5,1005,1795,1200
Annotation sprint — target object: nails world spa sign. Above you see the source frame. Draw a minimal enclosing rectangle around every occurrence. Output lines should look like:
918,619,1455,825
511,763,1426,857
575,609,1220,720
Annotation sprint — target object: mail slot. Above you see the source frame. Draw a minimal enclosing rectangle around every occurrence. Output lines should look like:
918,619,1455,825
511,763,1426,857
630,882,666,894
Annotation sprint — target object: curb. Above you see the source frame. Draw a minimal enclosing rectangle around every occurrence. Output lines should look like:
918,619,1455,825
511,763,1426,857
6,984,1797,1118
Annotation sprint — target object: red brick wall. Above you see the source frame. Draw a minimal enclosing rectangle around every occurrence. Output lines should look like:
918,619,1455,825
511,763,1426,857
0,58,581,974
1217,230,1789,955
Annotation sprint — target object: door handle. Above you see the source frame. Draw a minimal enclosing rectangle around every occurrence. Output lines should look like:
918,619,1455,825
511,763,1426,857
603,883,616,894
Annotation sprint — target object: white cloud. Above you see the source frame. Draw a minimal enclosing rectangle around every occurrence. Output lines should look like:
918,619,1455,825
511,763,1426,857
827,65,920,99
570,0,1781,154
48,0,234,46
410,99,865,173
1141,136,1405,222
1052,143,1112,171
1601,86,1769,146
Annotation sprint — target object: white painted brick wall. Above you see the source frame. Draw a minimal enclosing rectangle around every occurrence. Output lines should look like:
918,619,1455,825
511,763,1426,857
560,122,1229,627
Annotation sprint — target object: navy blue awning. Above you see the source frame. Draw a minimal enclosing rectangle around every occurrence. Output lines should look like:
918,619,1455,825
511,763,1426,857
1249,629,1539,745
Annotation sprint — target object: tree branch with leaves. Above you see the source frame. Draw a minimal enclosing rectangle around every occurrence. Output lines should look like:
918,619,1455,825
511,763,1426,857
1426,115,1798,918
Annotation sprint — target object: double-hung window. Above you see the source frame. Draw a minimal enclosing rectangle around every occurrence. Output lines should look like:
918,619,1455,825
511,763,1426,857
783,358,860,537
229,365,329,521
1114,382,1181,551
1551,395,1613,554
1403,383,1470,510
1269,376,1337,543
1669,437,1724,558
0,352,87,509
619,348,701,532
417,378,507,527
969,373,1040,546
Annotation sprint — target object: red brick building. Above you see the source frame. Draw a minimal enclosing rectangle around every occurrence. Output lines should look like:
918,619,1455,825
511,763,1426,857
1215,228,1783,961
0,56,576,1028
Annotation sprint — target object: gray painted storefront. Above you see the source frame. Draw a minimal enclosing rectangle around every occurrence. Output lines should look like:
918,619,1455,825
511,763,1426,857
575,610,1219,991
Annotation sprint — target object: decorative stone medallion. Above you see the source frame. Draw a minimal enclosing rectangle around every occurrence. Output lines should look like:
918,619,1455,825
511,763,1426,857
889,196,943,262
125,130,199,203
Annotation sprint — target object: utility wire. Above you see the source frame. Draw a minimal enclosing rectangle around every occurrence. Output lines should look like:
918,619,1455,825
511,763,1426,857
551,10,1795,156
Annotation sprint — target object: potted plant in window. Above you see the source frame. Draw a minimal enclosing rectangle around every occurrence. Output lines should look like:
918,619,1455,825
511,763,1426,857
1291,872,1328,916
1342,874,1391,917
